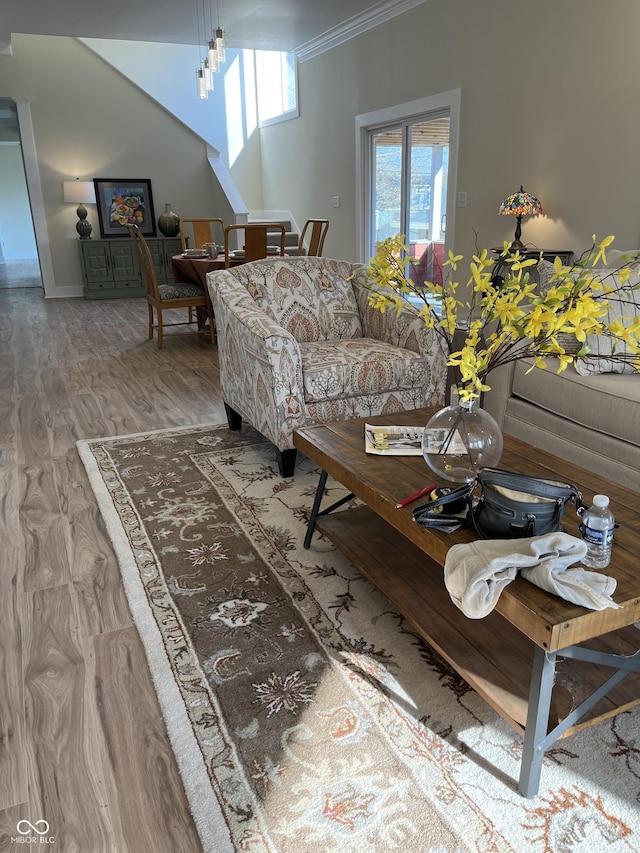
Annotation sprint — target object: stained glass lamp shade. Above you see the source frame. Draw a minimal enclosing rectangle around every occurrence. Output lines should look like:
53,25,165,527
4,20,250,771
498,186,542,251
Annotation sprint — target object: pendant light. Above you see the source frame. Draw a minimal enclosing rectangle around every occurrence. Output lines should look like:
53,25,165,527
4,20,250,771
195,0,208,99
196,67,207,99
214,0,225,65
194,0,226,97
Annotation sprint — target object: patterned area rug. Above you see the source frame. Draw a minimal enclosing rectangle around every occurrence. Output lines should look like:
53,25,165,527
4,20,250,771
77,423,640,853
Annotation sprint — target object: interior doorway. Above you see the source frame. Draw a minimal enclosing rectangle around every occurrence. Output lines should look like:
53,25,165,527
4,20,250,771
0,97,43,291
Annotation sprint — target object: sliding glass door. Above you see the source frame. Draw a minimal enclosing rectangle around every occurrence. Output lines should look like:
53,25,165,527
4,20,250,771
368,114,450,285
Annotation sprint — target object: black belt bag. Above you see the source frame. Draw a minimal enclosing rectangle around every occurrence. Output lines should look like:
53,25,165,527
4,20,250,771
413,468,584,539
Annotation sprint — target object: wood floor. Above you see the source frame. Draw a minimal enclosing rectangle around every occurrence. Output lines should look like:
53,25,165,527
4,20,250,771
0,289,225,851
0,260,43,290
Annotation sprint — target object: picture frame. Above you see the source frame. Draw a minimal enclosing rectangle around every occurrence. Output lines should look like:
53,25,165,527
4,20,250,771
93,178,156,238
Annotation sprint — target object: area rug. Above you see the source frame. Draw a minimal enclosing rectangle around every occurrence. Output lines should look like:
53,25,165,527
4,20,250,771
77,423,640,853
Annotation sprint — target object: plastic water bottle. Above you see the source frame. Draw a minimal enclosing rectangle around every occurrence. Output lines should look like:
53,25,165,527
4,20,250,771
580,494,615,569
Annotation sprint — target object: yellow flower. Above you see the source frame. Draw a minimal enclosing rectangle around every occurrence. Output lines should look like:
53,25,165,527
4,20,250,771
364,233,640,400
445,250,463,270
494,294,526,325
591,235,615,266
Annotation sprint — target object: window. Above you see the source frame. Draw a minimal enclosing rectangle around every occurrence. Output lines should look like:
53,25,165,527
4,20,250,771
255,50,298,125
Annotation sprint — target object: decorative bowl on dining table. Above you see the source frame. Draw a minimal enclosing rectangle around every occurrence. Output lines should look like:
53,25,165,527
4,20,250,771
181,249,209,259
229,246,281,260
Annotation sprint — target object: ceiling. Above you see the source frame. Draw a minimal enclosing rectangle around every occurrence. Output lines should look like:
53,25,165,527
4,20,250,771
1,0,425,55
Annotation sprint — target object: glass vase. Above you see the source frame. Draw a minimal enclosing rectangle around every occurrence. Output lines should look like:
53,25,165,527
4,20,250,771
421,396,503,483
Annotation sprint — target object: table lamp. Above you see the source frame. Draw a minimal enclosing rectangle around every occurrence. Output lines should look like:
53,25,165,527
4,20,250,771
498,185,542,251
63,179,96,239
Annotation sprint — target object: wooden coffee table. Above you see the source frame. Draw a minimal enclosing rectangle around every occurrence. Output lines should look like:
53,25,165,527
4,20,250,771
294,408,640,797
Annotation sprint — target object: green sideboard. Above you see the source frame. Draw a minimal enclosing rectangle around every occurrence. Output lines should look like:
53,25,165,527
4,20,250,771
78,237,182,299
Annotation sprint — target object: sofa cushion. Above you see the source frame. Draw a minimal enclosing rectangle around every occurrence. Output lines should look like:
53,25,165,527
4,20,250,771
299,338,432,403
574,278,640,375
512,359,640,447
532,260,583,354
596,249,640,268
535,259,556,294
230,257,363,343
503,399,640,492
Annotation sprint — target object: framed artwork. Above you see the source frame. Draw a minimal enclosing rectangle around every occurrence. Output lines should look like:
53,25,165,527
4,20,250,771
93,178,156,238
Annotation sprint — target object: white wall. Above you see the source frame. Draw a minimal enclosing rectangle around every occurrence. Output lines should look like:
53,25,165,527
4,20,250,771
80,39,230,159
258,0,640,263
0,35,234,296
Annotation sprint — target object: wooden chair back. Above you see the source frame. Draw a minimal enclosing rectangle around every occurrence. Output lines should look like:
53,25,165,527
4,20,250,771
127,223,161,301
179,218,226,252
224,223,286,268
298,219,329,256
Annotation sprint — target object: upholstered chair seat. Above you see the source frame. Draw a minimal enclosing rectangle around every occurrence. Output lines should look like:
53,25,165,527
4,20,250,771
157,282,205,300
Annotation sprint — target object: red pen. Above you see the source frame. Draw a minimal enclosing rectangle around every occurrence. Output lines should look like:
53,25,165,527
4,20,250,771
395,483,437,509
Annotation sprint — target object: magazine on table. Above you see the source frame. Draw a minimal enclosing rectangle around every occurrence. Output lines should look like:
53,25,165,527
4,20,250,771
364,424,424,455
364,423,467,456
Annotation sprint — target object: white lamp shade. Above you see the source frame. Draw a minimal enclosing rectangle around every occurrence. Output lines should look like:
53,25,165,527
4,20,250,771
63,180,96,205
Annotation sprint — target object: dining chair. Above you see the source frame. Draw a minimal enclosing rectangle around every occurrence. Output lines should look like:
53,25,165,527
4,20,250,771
297,218,329,257
179,217,226,252
126,224,214,348
223,223,286,268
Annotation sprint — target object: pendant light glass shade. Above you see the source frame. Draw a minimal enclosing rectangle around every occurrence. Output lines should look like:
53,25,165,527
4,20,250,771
196,68,207,99
215,27,225,63
208,39,219,72
203,59,214,90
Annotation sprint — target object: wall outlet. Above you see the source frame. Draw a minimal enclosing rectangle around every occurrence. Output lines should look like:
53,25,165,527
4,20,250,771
332,196,340,208
456,191,467,208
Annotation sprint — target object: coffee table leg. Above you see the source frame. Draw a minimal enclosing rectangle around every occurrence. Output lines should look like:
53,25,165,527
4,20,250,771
304,470,328,549
519,645,556,798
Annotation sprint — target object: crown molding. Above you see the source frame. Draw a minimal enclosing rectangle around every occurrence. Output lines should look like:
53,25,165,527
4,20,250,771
295,0,429,62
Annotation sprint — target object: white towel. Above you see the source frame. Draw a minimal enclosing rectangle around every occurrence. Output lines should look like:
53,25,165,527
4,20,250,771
444,532,619,619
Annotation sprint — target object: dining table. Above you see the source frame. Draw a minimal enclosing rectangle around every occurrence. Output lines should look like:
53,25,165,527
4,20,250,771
171,252,244,342
171,247,289,289
171,249,291,341
171,252,236,288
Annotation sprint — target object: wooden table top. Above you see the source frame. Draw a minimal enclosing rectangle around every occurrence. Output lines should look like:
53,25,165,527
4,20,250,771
172,250,290,287
171,254,237,288
294,408,640,652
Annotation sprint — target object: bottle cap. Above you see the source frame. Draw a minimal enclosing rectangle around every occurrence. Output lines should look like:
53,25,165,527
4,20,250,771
593,494,609,507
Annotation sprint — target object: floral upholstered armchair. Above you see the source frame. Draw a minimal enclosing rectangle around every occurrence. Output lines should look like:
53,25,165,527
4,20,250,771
208,256,447,477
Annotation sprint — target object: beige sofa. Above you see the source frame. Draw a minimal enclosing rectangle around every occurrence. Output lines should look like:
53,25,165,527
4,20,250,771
484,360,640,493
484,252,640,493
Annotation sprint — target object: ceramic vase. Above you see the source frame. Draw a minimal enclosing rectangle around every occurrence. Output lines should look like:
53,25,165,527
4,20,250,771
157,203,180,238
